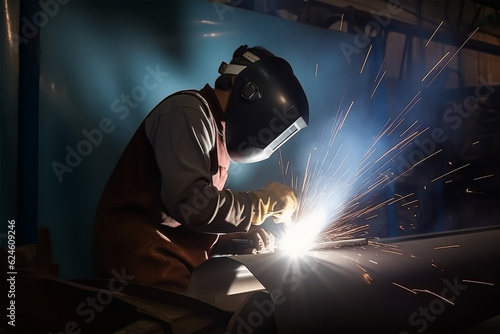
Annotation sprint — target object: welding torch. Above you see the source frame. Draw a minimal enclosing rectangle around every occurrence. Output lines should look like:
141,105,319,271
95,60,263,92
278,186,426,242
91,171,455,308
231,238,257,254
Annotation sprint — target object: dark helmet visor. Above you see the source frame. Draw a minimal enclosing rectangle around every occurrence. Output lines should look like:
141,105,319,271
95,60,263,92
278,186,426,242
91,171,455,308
225,56,309,163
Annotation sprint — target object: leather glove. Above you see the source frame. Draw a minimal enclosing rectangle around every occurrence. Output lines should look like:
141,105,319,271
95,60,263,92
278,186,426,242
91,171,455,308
248,182,298,225
212,227,275,255
241,226,275,253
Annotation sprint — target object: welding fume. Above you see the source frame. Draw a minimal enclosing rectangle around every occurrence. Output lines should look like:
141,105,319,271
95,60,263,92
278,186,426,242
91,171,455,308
92,45,309,293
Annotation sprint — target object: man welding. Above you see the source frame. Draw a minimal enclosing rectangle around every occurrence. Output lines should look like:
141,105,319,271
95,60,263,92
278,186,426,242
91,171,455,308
92,45,309,293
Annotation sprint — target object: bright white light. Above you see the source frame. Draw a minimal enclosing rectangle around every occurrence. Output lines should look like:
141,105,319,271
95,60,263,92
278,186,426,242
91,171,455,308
279,209,327,256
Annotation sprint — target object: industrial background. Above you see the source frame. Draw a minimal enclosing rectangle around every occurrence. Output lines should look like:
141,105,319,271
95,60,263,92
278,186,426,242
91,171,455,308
1,0,499,333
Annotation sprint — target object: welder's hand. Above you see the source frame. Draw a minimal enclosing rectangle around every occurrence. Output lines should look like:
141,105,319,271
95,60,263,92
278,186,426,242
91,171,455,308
250,182,298,225
244,226,275,253
211,227,275,255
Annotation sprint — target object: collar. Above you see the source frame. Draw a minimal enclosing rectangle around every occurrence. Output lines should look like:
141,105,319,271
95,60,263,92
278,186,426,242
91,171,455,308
199,84,225,139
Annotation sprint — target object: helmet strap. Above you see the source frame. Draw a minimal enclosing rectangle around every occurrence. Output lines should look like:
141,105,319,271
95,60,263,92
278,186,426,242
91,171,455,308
218,49,260,76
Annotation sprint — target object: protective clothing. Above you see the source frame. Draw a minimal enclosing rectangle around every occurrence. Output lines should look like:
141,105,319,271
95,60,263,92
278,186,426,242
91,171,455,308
219,45,309,163
94,86,246,292
249,181,298,225
93,85,299,293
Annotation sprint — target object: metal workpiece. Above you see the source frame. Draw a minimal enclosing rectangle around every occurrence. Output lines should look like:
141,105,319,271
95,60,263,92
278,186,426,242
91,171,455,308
188,227,500,333
311,237,368,250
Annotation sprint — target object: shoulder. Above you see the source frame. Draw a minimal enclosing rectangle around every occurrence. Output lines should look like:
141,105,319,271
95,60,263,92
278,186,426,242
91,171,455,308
149,90,212,120
144,90,217,143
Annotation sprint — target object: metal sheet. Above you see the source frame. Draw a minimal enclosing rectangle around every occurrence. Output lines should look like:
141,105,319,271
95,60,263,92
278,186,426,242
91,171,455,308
188,227,500,333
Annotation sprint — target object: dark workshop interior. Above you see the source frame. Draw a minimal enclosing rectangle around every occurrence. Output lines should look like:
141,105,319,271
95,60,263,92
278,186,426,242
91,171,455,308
1,0,499,333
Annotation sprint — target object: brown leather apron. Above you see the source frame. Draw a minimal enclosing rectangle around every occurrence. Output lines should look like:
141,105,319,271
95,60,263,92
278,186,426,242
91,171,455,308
93,88,230,293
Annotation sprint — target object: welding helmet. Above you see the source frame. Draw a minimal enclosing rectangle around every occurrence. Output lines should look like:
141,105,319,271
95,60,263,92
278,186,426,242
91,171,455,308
219,45,309,163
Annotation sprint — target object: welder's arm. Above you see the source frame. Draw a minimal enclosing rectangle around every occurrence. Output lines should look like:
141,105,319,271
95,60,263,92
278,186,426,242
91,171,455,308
145,103,254,233
145,99,297,233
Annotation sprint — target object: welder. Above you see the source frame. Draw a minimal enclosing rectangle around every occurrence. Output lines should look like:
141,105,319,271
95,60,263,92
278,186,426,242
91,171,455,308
92,45,309,293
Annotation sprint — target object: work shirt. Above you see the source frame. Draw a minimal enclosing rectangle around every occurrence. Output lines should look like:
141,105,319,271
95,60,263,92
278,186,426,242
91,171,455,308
92,84,255,292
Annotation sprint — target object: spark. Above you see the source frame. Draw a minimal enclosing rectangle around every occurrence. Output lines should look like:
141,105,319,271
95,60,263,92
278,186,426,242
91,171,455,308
357,197,394,217
369,260,378,265
401,199,419,207
375,127,429,165
403,97,422,119
425,21,443,47
462,279,495,286
395,91,422,124
339,101,355,131
431,163,471,183
329,87,348,147
301,153,312,195
400,120,419,138
360,44,372,74
340,13,344,31
388,192,414,206
315,63,319,77
381,92,423,141
393,282,417,294
369,241,399,249
421,51,450,82
434,244,460,250
363,273,373,285
279,149,286,183
357,264,367,272
374,43,392,84
413,289,455,305
343,254,360,263
370,70,386,98
387,117,405,137
474,174,494,181
277,21,487,259
366,175,389,192
391,148,442,183
356,148,377,174
319,224,369,243
466,189,487,195
332,153,349,178
427,27,480,87
410,148,443,169
395,128,425,152
379,249,404,256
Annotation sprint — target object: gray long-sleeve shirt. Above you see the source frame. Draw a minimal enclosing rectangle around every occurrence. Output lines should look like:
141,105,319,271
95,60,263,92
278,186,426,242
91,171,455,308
143,87,255,233
93,85,257,285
